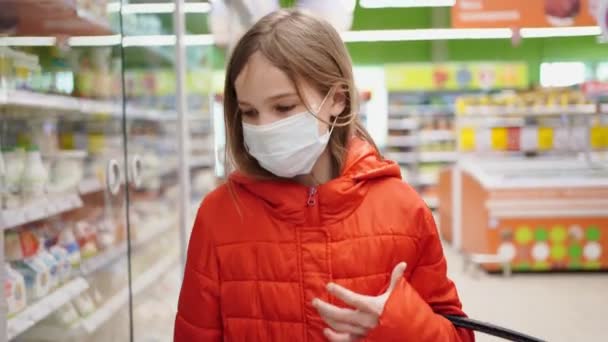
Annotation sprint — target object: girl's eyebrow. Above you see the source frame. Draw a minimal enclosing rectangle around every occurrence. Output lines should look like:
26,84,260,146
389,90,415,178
265,92,298,102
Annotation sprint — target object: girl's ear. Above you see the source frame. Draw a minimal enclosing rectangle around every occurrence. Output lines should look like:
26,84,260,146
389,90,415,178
328,88,346,117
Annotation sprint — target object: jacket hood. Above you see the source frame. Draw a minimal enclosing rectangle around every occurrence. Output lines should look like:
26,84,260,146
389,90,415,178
229,137,401,226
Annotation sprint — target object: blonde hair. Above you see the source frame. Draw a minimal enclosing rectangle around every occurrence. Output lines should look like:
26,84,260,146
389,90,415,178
224,9,378,179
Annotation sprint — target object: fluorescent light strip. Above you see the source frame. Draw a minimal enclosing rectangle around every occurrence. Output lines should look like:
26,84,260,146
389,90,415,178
360,0,455,8
69,35,122,46
122,35,176,47
341,28,512,42
521,26,601,38
111,2,211,14
0,37,57,46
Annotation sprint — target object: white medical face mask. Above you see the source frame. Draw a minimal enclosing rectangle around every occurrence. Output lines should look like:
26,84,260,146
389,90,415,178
242,94,336,178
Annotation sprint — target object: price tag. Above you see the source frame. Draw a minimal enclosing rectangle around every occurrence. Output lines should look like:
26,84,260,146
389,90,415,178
537,126,554,151
491,127,508,151
459,127,476,151
475,128,492,152
520,126,539,151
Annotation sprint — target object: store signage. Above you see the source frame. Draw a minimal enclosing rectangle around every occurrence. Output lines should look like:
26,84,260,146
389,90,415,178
384,62,528,91
452,0,598,28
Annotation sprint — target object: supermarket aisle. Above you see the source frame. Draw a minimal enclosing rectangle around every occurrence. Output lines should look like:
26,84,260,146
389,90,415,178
444,243,608,342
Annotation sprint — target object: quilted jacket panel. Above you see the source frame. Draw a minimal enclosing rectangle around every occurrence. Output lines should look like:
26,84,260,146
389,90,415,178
175,138,474,342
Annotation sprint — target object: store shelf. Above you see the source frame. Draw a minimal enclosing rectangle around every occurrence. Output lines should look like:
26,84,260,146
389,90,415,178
419,152,459,163
190,155,214,169
7,277,90,341
76,254,177,334
389,104,454,117
419,130,456,141
385,152,417,164
0,193,83,230
6,0,112,36
0,90,176,121
387,136,418,147
80,217,175,276
80,242,128,276
416,173,439,186
388,118,419,130
463,104,598,117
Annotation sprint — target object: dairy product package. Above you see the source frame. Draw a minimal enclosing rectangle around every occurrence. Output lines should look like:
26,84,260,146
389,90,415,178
50,245,72,284
5,263,27,316
13,257,51,300
37,250,60,289
73,291,96,317
58,227,82,267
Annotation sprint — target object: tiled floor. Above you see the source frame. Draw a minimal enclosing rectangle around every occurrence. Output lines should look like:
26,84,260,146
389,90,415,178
444,244,608,342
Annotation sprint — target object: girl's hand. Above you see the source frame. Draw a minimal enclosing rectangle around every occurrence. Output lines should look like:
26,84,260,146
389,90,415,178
312,262,407,342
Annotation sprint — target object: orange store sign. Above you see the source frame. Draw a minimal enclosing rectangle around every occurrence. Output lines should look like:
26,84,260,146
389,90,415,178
452,0,599,28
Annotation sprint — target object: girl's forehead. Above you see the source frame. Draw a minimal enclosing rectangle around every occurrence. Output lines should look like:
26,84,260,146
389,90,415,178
235,52,296,102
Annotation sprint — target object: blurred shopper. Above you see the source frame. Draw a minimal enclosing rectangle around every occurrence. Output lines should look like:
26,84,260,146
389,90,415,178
175,9,473,342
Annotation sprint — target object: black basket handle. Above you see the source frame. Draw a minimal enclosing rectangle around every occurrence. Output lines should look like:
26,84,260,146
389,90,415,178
443,315,546,342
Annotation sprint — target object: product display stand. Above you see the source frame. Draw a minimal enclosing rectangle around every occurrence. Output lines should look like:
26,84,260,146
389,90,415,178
440,89,608,272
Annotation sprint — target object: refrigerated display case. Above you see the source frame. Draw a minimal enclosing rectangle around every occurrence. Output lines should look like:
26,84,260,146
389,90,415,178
438,88,608,272
1,1,216,341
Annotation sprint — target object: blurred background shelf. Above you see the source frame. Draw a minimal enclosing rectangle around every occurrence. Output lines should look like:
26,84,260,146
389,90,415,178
7,277,90,341
0,193,83,230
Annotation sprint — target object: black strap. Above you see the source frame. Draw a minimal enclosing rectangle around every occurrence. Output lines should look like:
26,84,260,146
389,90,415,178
443,315,546,342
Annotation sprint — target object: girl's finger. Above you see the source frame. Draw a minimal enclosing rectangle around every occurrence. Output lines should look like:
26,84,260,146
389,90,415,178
386,262,407,294
313,299,378,329
327,283,375,314
324,328,355,342
325,318,368,336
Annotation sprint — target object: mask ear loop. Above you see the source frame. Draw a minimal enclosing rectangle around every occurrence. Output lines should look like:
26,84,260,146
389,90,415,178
314,91,339,136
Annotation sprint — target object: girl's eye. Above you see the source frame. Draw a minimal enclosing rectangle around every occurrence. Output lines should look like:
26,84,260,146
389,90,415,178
276,105,296,113
240,109,256,117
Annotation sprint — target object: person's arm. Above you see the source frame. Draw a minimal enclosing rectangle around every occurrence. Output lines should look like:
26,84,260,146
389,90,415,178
366,207,474,341
174,203,222,341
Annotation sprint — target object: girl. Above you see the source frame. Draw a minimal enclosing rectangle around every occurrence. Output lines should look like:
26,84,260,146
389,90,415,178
175,9,473,342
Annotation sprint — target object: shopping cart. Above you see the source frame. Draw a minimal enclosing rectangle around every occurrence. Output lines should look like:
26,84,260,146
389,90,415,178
444,315,546,342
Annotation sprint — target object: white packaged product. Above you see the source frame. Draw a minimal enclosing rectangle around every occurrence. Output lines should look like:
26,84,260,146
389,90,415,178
3,148,25,207
13,257,51,300
50,245,72,283
37,250,60,289
73,292,96,317
5,263,27,316
22,145,48,202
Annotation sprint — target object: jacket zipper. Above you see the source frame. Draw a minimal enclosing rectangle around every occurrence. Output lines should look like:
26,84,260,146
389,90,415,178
306,186,317,207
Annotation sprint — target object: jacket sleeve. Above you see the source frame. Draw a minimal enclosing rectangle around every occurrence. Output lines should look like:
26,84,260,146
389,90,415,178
174,203,222,341
367,207,474,342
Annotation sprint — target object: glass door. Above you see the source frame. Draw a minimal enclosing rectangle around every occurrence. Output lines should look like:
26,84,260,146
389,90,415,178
119,1,215,340
1,1,132,341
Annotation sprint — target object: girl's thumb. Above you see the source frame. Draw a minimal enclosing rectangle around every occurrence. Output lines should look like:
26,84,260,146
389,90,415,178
387,262,407,294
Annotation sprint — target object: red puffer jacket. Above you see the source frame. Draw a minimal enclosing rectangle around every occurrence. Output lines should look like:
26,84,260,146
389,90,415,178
175,137,474,341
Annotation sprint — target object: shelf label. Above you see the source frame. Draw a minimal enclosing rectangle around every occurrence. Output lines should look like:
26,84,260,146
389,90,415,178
537,127,554,151
491,127,508,151
459,127,476,151
506,127,521,151
475,128,492,152
520,126,538,151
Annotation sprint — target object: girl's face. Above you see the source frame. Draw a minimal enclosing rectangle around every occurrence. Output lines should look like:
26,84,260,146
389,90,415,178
235,52,344,133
